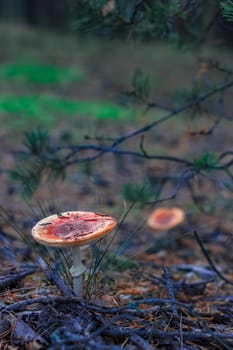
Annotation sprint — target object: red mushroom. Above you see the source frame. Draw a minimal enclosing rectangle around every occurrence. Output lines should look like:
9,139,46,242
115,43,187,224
147,207,185,231
32,211,117,297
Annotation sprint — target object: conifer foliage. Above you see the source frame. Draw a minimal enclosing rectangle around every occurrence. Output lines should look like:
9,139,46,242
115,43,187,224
72,0,222,44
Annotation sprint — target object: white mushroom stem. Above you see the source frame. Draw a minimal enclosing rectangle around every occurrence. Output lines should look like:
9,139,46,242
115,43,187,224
70,246,86,297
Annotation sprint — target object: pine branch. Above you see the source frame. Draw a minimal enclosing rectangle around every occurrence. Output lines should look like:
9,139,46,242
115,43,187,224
221,0,233,22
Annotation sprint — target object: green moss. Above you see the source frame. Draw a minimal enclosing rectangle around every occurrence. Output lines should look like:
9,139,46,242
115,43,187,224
0,95,42,116
0,95,134,129
0,61,83,84
45,98,132,120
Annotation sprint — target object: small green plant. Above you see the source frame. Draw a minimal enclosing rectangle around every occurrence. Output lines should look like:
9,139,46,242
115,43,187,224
122,68,151,106
9,128,65,197
23,128,50,155
122,181,154,207
192,153,220,173
132,68,151,101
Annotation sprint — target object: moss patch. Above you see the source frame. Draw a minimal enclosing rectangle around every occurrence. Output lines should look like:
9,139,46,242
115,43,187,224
0,95,134,129
0,61,83,84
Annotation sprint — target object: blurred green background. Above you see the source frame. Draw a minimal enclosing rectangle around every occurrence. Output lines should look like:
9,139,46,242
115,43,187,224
0,0,232,137
0,1,232,217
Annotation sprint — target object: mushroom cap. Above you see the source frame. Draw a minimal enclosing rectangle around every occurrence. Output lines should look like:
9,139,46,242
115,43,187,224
147,207,185,231
32,211,117,248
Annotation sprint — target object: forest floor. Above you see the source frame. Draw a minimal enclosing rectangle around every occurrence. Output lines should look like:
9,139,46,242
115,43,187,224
0,23,233,349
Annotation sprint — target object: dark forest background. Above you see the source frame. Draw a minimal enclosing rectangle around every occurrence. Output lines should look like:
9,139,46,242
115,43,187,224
0,0,71,29
0,0,232,41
